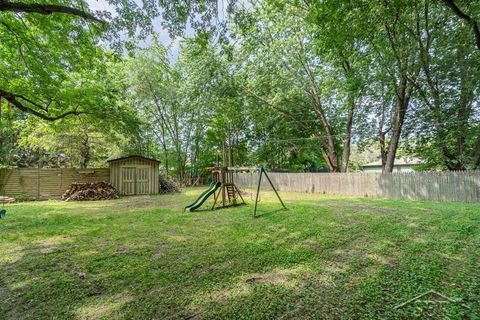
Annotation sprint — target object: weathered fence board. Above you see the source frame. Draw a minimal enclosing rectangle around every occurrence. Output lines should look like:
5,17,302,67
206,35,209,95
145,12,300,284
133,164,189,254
234,171,480,202
0,168,110,200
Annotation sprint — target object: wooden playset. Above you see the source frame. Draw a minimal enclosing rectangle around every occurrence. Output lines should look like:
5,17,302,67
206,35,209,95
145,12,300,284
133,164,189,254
185,123,286,216
209,166,245,210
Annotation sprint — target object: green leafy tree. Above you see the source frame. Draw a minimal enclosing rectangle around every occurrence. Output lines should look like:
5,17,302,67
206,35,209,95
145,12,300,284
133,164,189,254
232,2,370,172
404,1,480,169
0,0,234,120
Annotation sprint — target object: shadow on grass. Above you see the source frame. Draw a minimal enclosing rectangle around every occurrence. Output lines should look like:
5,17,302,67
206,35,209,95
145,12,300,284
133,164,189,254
254,207,287,219
189,203,247,213
1,193,479,319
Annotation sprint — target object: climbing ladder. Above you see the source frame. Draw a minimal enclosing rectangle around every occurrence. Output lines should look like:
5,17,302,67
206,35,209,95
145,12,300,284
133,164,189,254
225,184,236,203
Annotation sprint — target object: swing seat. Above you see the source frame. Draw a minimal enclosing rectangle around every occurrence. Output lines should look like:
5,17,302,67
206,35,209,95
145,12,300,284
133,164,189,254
0,209,5,219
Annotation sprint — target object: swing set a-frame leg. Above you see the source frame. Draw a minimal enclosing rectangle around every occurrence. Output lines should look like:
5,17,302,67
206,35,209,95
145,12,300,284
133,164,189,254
253,167,286,218
253,169,263,218
262,168,286,209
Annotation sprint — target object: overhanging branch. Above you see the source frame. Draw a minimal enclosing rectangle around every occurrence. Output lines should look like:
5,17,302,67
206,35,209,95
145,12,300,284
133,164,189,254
0,88,83,121
442,0,480,50
0,1,107,24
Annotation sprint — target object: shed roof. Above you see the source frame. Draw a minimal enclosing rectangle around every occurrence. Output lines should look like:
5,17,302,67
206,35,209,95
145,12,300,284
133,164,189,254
107,155,160,164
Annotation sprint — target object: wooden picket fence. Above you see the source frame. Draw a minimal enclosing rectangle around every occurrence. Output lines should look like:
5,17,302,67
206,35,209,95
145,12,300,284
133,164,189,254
234,171,480,202
0,168,110,200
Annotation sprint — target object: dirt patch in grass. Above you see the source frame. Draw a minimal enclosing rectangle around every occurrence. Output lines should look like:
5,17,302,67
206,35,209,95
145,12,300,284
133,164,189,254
121,196,178,209
245,267,307,287
75,293,134,320
250,268,305,290
114,245,129,254
34,235,72,254
204,267,309,305
326,202,398,215
153,243,169,258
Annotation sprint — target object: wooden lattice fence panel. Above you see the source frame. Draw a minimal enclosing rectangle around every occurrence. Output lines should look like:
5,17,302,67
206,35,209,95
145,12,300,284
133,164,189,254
0,168,110,200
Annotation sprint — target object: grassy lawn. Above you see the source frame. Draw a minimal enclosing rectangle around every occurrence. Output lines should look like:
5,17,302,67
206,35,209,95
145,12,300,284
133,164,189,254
1,189,479,319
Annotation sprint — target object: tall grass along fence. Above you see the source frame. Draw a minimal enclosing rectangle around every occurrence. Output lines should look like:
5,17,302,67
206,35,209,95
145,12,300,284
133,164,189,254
234,171,480,202
0,168,110,200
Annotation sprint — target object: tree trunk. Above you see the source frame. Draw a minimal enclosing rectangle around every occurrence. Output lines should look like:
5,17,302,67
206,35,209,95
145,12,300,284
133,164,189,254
311,95,340,172
472,136,480,169
80,133,91,169
379,131,388,169
316,144,338,172
159,122,169,174
341,97,355,172
383,77,412,173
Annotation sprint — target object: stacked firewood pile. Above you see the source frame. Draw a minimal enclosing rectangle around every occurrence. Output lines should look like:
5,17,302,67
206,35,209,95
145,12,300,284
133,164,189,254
62,181,119,201
0,196,15,204
159,173,181,194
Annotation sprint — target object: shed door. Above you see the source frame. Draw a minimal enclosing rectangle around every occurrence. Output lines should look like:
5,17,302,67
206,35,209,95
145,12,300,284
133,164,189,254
121,167,136,195
136,167,149,195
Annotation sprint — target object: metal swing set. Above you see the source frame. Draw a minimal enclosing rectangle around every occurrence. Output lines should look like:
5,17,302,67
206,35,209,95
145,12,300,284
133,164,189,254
251,166,286,218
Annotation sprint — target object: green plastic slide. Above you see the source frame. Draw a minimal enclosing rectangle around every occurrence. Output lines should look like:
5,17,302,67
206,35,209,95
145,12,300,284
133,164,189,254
185,181,221,212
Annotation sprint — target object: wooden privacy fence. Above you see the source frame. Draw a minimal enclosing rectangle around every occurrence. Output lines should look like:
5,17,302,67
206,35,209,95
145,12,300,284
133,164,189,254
234,171,480,202
0,168,110,200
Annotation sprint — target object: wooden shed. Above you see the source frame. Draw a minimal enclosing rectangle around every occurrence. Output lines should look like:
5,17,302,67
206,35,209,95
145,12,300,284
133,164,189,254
108,156,160,195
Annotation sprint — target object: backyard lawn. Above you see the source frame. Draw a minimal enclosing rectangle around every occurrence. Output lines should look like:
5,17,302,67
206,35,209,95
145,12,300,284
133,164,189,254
1,189,479,319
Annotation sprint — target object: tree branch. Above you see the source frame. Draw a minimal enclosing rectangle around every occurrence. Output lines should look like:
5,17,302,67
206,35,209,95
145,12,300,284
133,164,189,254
0,20,29,67
442,0,480,50
0,88,83,120
0,1,107,24
241,85,315,132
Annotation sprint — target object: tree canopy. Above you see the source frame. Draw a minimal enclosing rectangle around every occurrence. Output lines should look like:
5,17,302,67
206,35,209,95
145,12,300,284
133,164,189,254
1,0,478,174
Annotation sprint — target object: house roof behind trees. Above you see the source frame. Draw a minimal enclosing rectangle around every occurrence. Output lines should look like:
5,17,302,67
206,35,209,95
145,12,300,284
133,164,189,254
363,157,423,167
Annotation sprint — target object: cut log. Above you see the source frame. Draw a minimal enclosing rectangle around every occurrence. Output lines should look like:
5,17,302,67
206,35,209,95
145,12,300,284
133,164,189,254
0,196,16,204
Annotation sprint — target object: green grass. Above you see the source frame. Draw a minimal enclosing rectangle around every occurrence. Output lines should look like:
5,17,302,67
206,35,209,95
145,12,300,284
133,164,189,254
1,189,479,319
